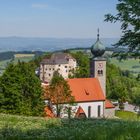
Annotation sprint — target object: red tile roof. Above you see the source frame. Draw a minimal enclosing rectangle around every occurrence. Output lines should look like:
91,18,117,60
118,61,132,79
105,99,115,109
67,78,105,102
75,106,86,117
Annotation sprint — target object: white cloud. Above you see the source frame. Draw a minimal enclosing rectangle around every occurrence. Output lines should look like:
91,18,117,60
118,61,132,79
32,4,48,9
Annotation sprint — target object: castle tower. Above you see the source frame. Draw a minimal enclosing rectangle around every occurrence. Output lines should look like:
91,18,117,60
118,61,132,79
90,29,106,96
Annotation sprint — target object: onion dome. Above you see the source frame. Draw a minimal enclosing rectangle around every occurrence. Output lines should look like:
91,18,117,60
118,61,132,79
91,29,105,57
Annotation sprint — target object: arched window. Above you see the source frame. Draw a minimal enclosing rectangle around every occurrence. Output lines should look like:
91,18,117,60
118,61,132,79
98,105,101,117
97,70,103,76
98,70,101,75
100,70,103,75
88,106,91,118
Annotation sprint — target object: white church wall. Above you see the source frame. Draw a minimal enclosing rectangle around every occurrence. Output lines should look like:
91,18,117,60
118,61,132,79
51,101,104,118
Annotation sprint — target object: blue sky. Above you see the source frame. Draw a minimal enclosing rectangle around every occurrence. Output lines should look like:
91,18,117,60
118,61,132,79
0,0,121,38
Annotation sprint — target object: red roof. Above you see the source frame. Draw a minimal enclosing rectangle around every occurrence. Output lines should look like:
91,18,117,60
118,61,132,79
67,78,105,102
105,99,115,109
75,106,86,117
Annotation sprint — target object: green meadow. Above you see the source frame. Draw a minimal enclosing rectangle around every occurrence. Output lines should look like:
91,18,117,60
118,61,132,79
0,113,140,140
0,54,34,75
110,58,140,76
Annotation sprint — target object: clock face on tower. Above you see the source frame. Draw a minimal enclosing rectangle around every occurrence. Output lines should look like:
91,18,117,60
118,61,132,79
98,62,103,69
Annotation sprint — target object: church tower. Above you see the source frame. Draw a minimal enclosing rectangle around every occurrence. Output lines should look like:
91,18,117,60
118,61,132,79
90,29,106,96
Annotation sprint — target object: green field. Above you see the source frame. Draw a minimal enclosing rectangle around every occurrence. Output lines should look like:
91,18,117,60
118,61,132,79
1,113,140,140
110,58,140,76
0,54,34,76
115,110,140,120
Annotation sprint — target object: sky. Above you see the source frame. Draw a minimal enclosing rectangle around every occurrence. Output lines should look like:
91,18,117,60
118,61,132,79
0,0,122,38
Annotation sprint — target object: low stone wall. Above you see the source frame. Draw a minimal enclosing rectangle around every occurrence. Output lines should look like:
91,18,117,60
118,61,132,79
104,108,115,118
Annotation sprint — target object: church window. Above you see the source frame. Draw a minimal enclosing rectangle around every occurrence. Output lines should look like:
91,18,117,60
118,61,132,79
98,70,101,75
98,70,103,76
100,70,103,75
88,106,91,118
98,105,101,117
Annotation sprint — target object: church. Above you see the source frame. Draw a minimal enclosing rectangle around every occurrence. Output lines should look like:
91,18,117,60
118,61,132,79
44,30,115,118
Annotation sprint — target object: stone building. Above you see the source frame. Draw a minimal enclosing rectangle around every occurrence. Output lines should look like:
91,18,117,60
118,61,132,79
40,53,77,83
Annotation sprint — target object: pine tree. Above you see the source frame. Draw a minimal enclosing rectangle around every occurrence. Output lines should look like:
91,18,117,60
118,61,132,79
0,62,44,116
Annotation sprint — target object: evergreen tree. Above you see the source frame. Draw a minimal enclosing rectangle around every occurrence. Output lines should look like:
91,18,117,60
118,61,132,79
0,62,44,116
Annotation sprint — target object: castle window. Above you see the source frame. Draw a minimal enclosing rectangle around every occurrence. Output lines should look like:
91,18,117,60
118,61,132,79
65,66,67,68
59,64,61,67
49,68,51,71
49,74,51,76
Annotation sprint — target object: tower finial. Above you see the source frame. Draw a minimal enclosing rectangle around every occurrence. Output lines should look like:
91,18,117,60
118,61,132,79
97,28,99,40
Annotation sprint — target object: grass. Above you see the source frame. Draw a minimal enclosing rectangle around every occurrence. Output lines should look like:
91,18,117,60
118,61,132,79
115,110,140,120
110,58,140,76
1,113,140,140
14,54,35,58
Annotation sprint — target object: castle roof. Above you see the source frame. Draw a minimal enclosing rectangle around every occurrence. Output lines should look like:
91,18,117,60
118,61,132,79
67,78,105,102
41,53,75,65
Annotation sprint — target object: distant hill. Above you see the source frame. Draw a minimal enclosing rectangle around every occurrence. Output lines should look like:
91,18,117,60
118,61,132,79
0,37,119,52
0,51,44,61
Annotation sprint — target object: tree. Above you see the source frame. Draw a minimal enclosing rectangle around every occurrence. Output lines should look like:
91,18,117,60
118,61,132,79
69,51,90,78
0,62,44,116
136,74,140,81
44,71,74,117
118,98,125,110
105,0,140,52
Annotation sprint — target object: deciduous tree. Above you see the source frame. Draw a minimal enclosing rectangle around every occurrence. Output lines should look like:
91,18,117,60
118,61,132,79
44,71,74,117
105,0,140,53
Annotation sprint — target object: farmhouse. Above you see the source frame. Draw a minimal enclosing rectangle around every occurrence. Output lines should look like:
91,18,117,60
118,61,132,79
44,29,115,118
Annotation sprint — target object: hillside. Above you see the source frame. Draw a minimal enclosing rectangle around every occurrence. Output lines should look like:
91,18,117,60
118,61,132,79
0,113,140,140
0,37,119,52
110,58,140,76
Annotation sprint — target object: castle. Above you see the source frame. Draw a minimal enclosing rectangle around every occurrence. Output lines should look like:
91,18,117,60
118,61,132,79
40,53,77,83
